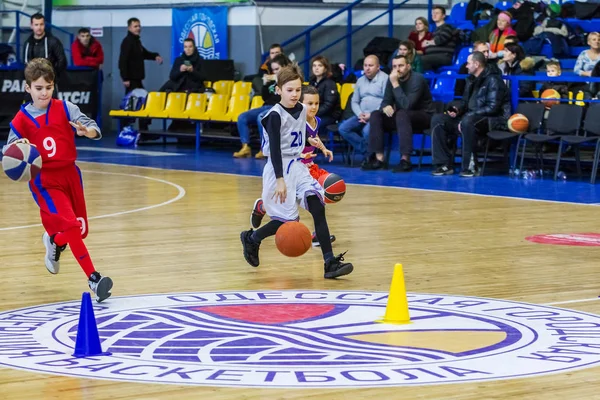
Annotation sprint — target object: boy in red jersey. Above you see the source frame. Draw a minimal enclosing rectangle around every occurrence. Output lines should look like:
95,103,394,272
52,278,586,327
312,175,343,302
3,58,113,302
250,86,336,247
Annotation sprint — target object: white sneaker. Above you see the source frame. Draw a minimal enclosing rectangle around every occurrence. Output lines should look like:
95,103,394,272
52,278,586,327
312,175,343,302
88,272,113,303
42,232,66,274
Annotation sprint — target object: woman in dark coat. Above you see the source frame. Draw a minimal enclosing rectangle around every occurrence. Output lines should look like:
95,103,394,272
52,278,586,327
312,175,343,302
161,38,204,93
308,55,342,135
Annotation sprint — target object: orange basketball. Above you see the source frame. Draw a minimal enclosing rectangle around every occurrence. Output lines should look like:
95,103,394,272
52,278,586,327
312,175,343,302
541,89,560,108
275,221,312,257
507,113,529,133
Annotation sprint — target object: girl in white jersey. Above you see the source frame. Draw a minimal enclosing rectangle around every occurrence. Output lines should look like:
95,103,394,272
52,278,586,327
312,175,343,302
240,65,353,279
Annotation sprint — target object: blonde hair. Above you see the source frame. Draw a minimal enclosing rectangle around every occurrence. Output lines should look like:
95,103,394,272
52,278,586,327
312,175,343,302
589,32,600,45
546,61,561,73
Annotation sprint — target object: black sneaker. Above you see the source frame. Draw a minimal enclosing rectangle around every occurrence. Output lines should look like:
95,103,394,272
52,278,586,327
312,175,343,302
240,229,260,267
324,252,354,279
361,158,385,171
88,272,113,303
312,232,336,247
392,159,412,173
250,198,265,229
459,169,479,178
42,232,66,274
432,165,454,176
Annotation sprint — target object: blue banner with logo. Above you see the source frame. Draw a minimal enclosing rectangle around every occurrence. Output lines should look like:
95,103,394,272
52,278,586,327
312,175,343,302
172,7,228,61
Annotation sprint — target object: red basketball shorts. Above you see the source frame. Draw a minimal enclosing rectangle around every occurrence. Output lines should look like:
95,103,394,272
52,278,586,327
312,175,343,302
308,163,329,180
28,164,89,239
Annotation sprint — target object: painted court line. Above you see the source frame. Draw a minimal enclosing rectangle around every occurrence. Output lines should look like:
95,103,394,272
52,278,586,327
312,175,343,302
80,160,600,207
77,146,184,156
544,297,600,306
0,170,186,232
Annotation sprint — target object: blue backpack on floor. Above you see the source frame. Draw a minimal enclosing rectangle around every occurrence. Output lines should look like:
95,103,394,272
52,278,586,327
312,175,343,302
116,125,139,147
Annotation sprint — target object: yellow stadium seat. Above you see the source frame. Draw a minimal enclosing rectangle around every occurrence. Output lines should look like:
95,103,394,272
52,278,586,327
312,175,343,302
212,80,234,96
232,81,252,96
340,83,355,110
250,96,264,109
576,90,585,107
188,94,228,121
203,81,212,89
532,90,539,98
109,109,131,117
336,83,341,93
127,92,167,118
179,93,208,119
213,94,250,122
148,92,187,118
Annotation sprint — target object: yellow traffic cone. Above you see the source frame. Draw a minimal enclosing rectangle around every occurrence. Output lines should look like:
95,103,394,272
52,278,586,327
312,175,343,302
377,264,411,324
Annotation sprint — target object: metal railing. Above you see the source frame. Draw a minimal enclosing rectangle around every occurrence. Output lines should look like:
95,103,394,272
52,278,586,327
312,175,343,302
263,0,435,78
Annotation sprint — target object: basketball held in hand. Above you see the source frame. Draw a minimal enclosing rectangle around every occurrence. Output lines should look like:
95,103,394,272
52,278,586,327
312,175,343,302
2,142,42,182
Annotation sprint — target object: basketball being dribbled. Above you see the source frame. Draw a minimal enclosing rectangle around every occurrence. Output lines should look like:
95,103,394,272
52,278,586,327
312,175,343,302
275,221,312,257
2,142,42,182
318,173,346,204
541,89,560,108
507,113,529,133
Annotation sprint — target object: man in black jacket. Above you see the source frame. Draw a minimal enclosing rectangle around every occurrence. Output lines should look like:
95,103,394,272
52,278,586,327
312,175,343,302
160,38,204,93
118,17,163,94
23,13,67,97
421,6,457,71
362,55,435,172
431,51,510,177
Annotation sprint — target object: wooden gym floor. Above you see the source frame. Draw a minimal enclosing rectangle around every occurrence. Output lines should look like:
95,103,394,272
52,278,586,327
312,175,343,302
0,158,600,399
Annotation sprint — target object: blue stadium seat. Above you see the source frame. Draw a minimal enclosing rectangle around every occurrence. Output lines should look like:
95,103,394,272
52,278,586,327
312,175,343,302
431,71,457,103
570,46,587,58
561,59,577,70
495,1,511,11
448,2,468,25
439,46,472,72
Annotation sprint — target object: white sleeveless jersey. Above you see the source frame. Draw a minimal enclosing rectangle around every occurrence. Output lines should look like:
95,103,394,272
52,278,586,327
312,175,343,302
261,103,307,158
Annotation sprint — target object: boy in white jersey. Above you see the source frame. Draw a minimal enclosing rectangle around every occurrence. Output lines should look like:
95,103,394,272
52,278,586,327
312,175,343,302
240,65,353,279
250,85,337,247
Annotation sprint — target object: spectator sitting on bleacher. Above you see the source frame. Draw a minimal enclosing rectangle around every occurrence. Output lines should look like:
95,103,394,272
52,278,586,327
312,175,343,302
160,38,204,93
575,32,600,77
338,55,387,160
362,55,434,173
71,28,104,68
523,4,569,58
455,42,499,97
539,61,569,99
388,41,423,73
498,43,535,99
234,54,291,159
309,55,342,136
586,60,600,99
408,17,433,55
489,11,517,59
431,51,510,177
420,6,457,71
252,43,283,93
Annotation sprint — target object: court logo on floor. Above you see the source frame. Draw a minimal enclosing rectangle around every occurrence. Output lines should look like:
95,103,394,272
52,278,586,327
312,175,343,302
1,291,600,388
526,233,600,246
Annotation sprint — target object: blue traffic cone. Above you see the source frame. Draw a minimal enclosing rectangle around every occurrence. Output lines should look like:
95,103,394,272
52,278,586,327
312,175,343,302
72,292,111,358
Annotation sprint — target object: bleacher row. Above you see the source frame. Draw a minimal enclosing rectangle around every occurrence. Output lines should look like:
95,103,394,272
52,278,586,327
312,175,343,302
109,81,356,123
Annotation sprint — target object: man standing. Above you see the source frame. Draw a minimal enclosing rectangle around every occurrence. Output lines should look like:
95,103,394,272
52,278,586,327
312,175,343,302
118,17,163,94
71,28,104,68
118,17,163,134
430,52,510,177
362,55,435,172
23,13,67,82
338,55,387,160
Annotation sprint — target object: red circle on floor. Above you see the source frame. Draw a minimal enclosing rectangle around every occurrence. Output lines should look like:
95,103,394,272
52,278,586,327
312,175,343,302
526,233,600,246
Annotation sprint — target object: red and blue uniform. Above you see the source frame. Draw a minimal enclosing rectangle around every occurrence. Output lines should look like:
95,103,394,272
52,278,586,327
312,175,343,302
9,99,89,238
